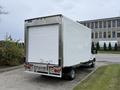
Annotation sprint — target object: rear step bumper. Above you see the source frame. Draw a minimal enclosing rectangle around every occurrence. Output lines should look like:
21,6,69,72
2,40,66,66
25,71,62,78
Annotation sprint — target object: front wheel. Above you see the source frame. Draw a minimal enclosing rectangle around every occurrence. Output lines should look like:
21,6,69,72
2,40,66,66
90,62,95,67
90,58,96,68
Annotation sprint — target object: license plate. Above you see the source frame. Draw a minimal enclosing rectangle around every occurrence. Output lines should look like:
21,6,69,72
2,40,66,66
33,64,47,72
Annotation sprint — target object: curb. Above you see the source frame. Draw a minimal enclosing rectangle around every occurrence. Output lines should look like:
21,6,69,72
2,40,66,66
0,65,24,73
72,66,99,90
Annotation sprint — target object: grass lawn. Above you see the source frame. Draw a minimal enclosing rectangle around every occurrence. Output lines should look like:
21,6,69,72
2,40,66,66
73,64,120,90
98,51,120,54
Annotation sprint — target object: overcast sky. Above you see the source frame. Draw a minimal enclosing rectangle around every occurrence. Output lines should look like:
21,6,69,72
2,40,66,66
0,0,120,41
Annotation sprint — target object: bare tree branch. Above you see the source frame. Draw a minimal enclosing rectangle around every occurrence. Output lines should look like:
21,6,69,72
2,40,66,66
0,5,8,15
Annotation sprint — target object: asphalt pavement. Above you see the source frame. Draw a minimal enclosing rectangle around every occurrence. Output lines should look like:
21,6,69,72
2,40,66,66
0,54,120,90
95,54,120,63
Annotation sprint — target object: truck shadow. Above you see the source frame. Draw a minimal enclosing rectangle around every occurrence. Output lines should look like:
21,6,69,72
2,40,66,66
27,66,94,86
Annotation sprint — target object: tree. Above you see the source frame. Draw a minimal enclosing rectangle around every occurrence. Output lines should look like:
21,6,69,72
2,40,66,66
114,43,118,51
0,6,8,15
108,42,112,50
91,42,96,54
103,43,107,51
96,42,100,50
91,42,95,50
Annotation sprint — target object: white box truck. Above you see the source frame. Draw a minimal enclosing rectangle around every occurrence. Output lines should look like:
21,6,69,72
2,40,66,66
24,14,96,80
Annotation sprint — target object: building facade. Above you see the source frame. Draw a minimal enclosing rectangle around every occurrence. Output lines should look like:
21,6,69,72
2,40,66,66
79,17,120,47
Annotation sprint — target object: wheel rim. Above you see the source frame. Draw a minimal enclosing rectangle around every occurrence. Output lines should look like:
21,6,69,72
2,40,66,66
71,70,75,79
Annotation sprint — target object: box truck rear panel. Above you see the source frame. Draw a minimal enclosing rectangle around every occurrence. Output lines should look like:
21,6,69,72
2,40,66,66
28,24,59,65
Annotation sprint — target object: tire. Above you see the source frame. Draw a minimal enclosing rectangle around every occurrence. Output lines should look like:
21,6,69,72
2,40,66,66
90,62,95,68
68,68,75,80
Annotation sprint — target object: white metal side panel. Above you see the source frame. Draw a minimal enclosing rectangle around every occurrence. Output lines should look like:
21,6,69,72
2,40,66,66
63,17,91,67
28,25,59,65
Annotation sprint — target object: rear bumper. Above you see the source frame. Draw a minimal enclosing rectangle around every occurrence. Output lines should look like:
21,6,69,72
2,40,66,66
25,70,62,78
24,63,62,78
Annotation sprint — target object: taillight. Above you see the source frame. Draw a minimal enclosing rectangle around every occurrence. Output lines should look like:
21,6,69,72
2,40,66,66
49,66,61,74
24,63,33,69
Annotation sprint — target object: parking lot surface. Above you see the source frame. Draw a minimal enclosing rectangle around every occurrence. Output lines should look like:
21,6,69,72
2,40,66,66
0,54,119,90
96,54,120,63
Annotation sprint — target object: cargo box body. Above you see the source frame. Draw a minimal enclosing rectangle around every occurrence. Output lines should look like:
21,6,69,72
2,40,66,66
62,16,91,67
24,14,94,78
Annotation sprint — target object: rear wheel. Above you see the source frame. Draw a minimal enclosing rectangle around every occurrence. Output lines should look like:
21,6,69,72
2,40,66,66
62,68,76,80
67,68,75,80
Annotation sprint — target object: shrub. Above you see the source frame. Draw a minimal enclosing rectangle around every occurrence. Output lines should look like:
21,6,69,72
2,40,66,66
0,40,24,66
108,42,112,50
96,42,100,50
103,43,107,51
91,42,95,50
114,43,118,51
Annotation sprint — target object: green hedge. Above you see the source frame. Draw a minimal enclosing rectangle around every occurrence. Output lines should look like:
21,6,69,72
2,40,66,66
92,42,120,51
0,40,24,66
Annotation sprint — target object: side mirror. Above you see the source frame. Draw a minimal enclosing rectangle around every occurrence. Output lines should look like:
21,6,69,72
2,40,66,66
92,49,97,54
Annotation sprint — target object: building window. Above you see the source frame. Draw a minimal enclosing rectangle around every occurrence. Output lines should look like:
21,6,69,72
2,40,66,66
95,22,98,28
103,32,106,38
117,19,120,27
82,23,86,26
84,23,87,26
108,31,111,38
103,21,106,28
81,23,85,26
112,31,116,38
95,32,98,38
99,32,102,38
99,21,102,28
91,22,94,29
108,20,111,28
117,32,120,37
87,23,90,28
112,20,116,27
92,32,94,39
